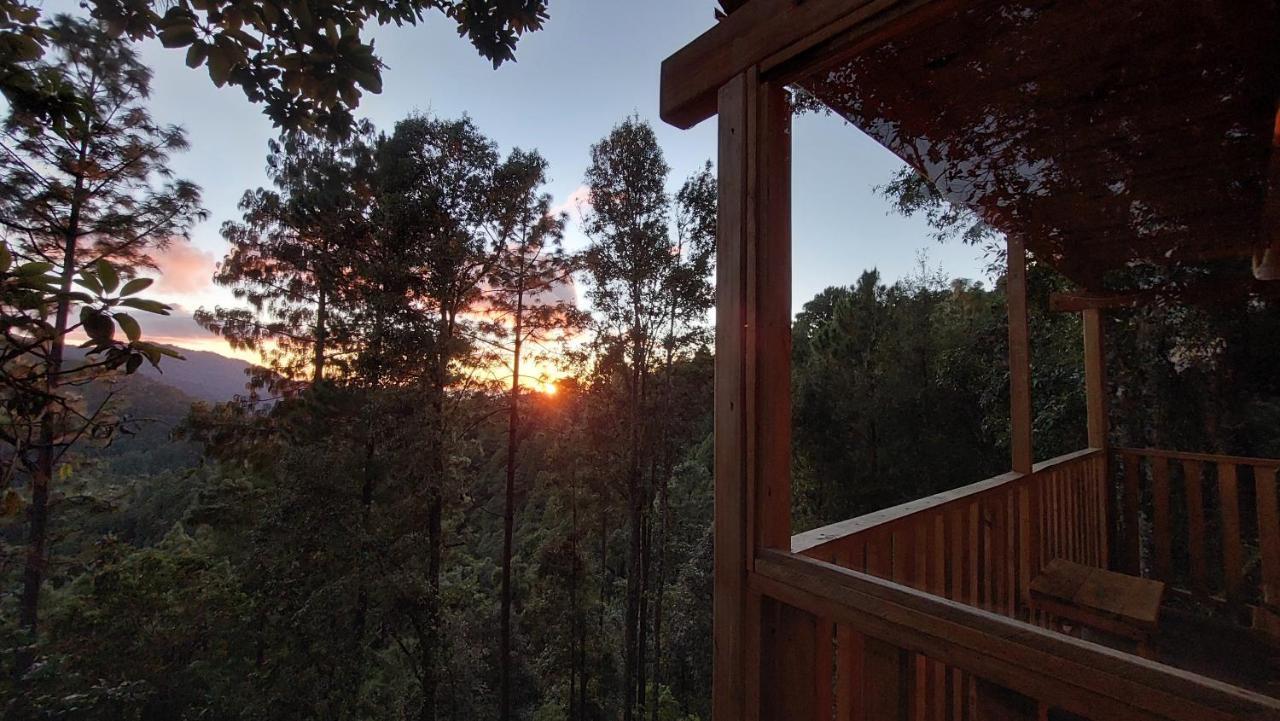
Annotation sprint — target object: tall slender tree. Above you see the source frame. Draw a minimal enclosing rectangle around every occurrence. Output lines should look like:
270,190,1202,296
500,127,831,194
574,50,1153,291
582,117,669,721
374,114,499,721
0,15,203,654
483,148,583,721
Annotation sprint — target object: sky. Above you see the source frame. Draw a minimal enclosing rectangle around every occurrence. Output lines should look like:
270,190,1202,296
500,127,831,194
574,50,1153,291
50,0,989,360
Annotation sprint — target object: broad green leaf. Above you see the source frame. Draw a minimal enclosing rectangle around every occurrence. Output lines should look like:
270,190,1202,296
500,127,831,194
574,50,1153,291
113,312,141,342
16,261,54,276
78,271,103,295
83,310,114,342
119,277,154,296
96,259,119,293
118,298,171,315
0,245,11,273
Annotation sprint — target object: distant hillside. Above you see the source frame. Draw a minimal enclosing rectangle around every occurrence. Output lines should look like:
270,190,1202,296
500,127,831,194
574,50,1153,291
68,345,256,403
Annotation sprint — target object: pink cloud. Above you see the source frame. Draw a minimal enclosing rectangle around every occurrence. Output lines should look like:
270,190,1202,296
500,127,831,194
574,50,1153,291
152,242,217,295
550,185,591,222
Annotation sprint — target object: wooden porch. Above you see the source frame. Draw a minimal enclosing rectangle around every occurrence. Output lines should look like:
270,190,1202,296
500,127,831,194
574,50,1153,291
660,0,1280,718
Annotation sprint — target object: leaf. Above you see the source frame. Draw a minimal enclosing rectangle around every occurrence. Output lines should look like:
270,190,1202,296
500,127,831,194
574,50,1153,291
78,271,103,295
114,312,141,342
125,353,143,374
82,310,115,342
96,259,119,294
119,277,154,296
16,261,54,276
186,41,209,68
0,245,11,273
118,298,171,315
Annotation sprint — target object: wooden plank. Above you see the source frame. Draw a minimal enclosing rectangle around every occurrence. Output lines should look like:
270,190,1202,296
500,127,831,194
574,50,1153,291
712,72,750,721
1218,463,1245,607
658,0,941,128
863,636,913,721
1181,460,1209,598
1006,234,1034,475
1122,453,1142,576
751,77,793,553
760,597,819,721
1082,309,1108,449
1257,465,1280,608
1151,457,1172,582
816,617,836,721
752,550,1280,721
836,624,862,721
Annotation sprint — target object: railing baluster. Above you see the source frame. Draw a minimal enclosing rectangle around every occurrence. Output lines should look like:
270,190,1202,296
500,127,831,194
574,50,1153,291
1218,462,1244,609
1151,456,1172,582
1181,459,1208,598
1123,452,1142,575
1256,465,1280,614
840,625,861,720
862,637,913,721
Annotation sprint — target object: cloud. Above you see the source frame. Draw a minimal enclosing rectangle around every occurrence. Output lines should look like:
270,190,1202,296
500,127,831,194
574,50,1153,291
550,185,591,223
152,242,218,295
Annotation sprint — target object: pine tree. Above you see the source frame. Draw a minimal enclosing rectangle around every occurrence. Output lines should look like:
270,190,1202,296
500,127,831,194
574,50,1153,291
0,15,202,656
483,148,583,721
197,125,376,387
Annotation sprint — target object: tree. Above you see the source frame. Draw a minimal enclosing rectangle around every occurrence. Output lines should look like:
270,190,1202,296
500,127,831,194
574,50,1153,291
483,147,582,721
0,15,202,656
197,125,376,387
374,114,500,721
580,116,715,721
0,0,549,136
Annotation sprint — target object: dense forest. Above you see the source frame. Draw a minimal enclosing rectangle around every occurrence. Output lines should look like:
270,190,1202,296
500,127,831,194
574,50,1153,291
4,10,1280,721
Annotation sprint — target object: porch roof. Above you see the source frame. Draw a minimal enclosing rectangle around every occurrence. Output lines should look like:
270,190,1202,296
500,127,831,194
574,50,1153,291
662,0,1280,296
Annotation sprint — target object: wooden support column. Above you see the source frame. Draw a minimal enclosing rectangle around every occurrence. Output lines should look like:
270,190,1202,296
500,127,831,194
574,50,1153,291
713,67,791,721
1082,308,1110,567
1006,235,1034,475
1082,309,1107,449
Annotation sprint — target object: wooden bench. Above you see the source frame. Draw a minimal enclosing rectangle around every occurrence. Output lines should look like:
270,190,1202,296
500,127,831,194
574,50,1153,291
1029,558,1165,659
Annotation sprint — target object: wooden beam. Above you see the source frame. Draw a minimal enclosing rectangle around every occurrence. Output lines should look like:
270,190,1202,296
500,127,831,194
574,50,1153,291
750,76,793,553
713,71,750,721
713,68,792,721
659,0,941,129
1006,235,1034,474
1049,278,1280,312
1083,308,1108,449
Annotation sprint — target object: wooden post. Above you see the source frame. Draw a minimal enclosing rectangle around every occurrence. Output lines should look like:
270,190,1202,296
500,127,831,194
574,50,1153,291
1082,308,1111,568
1082,309,1107,449
1006,235,1034,475
712,67,791,721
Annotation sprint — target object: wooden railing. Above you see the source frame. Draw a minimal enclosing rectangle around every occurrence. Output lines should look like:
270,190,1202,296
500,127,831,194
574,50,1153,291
1115,448,1280,632
751,549,1280,721
787,450,1111,718
792,448,1109,621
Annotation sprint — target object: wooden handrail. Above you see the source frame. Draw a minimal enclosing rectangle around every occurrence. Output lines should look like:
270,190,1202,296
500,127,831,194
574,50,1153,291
792,448,1101,555
753,549,1280,721
1114,447,1280,468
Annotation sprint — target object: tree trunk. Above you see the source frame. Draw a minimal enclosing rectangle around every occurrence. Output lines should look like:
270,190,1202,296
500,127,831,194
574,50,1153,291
18,218,79,673
313,283,328,383
622,331,645,721
500,292,524,721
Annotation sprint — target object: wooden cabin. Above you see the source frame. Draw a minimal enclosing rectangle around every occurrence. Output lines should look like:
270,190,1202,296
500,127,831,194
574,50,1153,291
659,1,1280,719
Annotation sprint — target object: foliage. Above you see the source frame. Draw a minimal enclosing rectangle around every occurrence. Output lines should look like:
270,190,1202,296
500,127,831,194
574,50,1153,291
0,0,549,136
